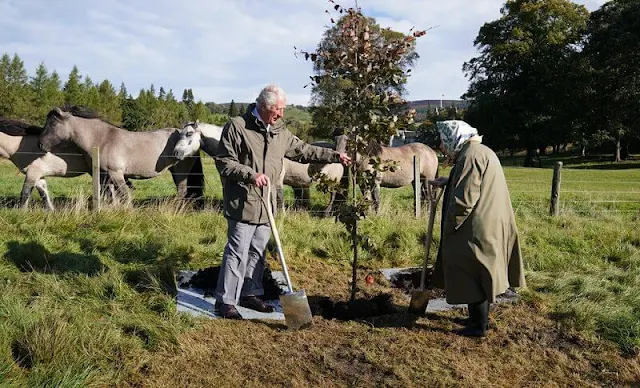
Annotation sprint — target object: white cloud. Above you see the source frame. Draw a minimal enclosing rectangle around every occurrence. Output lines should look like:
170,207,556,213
0,0,610,105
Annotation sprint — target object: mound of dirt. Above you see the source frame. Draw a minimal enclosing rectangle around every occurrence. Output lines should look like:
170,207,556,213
182,265,283,300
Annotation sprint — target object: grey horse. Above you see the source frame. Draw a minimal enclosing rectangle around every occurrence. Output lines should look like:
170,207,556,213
278,141,345,216
340,135,439,213
0,117,141,210
174,121,345,216
38,106,204,205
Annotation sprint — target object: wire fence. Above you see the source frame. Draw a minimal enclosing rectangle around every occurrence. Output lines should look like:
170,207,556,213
1,149,639,217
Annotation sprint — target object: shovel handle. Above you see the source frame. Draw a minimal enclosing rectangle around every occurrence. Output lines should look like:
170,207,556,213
419,183,444,291
263,179,294,293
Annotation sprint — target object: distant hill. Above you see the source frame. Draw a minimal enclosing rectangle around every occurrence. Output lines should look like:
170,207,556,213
408,99,470,110
207,100,469,111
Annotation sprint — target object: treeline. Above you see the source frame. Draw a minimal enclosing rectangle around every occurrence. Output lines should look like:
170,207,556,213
460,0,640,164
0,53,230,130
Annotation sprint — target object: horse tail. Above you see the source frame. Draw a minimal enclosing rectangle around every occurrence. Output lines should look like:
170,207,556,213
186,153,205,209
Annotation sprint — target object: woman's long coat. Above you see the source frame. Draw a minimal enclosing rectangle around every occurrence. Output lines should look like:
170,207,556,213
432,141,526,304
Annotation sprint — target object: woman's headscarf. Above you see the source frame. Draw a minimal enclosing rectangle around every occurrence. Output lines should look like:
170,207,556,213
436,120,480,156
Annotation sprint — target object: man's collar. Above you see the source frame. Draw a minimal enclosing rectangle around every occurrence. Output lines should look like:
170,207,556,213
251,106,270,132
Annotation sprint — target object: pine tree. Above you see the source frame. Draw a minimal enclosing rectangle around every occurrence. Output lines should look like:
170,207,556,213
98,79,122,124
29,63,62,122
228,99,238,117
63,65,85,106
0,53,31,118
118,82,128,99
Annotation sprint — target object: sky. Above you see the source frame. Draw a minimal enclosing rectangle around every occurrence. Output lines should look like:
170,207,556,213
0,0,609,106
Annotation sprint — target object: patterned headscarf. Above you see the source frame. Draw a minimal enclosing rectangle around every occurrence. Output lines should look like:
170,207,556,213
436,120,480,156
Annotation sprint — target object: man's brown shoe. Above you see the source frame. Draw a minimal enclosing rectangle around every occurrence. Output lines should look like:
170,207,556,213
215,303,243,319
239,296,274,313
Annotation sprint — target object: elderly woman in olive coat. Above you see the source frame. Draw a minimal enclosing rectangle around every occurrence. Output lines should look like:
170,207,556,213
431,120,526,337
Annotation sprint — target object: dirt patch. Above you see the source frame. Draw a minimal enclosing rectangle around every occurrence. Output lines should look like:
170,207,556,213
389,267,446,298
179,266,283,300
309,293,397,321
140,303,640,387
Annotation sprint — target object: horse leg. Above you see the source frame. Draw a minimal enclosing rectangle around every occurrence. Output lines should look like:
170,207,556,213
324,190,336,218
34,179,55,211
109,171,130,206
19,175,37,209
373,182,381,214
302,187,311,209
293,187,305,209
170,156,205,209
276,184,286,215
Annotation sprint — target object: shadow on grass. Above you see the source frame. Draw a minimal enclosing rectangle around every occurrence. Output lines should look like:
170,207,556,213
498,152,640,170
567,161,640,170
4,240,104,276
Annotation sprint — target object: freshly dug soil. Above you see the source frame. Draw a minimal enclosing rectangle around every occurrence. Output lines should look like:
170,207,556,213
181,266,283,300
389,267,445,298
310,293,396,321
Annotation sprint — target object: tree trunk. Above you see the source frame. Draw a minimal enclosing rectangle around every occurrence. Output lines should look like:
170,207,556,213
621,140,631,160
581,145,586,157
524,146,537,167
615,138,622,162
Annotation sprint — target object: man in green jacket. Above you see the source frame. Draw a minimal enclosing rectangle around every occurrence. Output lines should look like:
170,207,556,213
214,84,351,319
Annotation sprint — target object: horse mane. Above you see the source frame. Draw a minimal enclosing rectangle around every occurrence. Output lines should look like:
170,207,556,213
46,105,119,128
0,118,43,136
60,105,103,119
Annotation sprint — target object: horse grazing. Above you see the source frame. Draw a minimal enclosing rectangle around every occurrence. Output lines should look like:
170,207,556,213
39,107,204,205
341,135,439,213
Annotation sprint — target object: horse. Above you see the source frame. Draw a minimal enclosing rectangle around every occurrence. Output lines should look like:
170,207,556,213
173,121,345,217
38,106,205,206
173,120,223,160
339,135,439,213
278,141,345,217
0,117,142,210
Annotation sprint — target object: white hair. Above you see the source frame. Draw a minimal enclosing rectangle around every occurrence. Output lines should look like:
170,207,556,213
256,84,286,110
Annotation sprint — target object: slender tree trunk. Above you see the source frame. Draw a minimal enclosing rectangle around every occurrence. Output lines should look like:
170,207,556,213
615,138,622,162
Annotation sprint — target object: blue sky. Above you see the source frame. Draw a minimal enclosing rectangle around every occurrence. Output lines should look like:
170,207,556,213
0,0,608,106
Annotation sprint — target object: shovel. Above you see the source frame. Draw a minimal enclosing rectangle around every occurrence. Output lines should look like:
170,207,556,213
408,182,444,314
262,179,313,329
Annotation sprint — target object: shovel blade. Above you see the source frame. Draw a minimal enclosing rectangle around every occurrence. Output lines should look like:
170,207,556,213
279,289,313,329
409,290,430,315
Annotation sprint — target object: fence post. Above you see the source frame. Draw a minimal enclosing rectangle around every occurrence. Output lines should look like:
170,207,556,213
414,155,421,218
92,147,100,212
549,161,562,216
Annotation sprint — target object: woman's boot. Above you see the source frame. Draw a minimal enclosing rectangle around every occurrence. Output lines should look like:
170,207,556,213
457,300,489,337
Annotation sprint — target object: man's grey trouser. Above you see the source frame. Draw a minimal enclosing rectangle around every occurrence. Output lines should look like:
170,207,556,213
215,218,271,306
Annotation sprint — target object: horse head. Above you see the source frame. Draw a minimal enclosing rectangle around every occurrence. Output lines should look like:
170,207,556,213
39,107,73,152
174,120,203,160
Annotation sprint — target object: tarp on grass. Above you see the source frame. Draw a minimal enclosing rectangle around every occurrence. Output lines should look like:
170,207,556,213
176,270,288,321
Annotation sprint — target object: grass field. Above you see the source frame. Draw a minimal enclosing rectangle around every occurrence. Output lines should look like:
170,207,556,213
0,152,639,387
